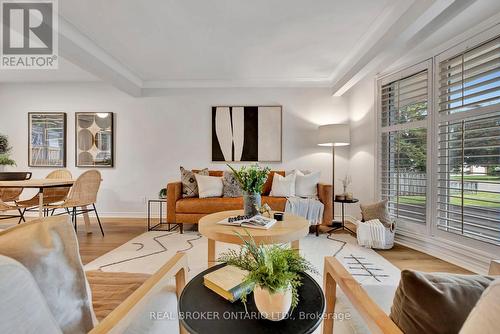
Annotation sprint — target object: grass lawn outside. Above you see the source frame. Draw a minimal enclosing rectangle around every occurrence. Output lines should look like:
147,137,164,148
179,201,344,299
400,191,500,207
450,175,500,181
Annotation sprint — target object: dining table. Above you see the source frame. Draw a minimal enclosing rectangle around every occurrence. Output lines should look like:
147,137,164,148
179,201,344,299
0,178,74,218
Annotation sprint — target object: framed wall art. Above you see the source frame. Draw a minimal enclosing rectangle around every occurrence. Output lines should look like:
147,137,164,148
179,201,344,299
28,112,66,167
212,106,282,162
75,112,114,167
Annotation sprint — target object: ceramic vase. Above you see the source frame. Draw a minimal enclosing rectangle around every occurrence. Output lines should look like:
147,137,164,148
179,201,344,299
253,285,292,321
243,192,261,216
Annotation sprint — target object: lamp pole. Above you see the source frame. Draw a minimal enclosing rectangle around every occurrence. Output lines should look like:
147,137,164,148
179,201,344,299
332,145,335,222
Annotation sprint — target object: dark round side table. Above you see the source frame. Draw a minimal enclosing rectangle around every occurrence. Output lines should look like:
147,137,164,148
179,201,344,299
327,198,359,235
178,264,325,334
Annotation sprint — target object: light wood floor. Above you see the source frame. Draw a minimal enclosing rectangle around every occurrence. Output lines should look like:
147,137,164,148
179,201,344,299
1,217,472,274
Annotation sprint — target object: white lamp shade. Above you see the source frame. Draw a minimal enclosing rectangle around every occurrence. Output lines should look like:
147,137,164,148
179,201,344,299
317,124,350,146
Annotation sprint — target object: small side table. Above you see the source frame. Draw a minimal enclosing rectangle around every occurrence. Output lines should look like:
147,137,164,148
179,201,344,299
147,198,180,232
327,198,359,235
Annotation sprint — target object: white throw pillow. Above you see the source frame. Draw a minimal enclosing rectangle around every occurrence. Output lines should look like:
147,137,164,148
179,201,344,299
294,170,320,197
270,173,296,197
0,216,96,334
459,278,500,334
195,174,224,198
0,255,63,334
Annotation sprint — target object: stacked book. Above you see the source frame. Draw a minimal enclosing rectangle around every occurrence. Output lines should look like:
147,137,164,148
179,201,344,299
203,265,254,302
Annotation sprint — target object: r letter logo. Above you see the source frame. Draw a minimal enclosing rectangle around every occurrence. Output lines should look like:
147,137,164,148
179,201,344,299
1,0,58,69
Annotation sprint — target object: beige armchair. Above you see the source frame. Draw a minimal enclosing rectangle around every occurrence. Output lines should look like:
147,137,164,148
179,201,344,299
0,215,188,334
322,257,500,334
89,252,188,334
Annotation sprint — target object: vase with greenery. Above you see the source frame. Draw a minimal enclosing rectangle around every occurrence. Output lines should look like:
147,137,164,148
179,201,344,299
227,164,270,216
0,134,15,171
218,233,317,321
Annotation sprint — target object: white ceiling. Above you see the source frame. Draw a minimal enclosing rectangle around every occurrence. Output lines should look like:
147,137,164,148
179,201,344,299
59,0,393,82
2,0,500,96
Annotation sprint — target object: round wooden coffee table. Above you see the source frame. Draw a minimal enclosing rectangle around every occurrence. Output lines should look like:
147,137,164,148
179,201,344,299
199,210,309,267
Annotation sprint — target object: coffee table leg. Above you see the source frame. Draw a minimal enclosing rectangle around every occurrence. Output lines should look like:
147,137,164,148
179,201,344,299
291,239,299,250
208,238,216,268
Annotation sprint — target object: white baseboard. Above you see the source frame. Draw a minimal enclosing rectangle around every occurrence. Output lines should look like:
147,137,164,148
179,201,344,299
394,229,494,274
22,211,148,219
342,217,493,274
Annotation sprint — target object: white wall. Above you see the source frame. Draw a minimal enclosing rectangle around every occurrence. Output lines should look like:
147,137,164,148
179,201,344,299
345,77,376,218
0,83,350,217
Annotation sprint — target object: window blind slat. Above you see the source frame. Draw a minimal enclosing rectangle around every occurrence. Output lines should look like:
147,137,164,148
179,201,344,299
439,36,500,115
437,111,500,246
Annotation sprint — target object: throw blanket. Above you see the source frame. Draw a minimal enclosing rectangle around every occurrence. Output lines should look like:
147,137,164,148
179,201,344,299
357,219,394,249
285,197,324,225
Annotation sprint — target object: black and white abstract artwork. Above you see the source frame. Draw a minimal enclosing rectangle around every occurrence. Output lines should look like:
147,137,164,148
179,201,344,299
212,106,282,162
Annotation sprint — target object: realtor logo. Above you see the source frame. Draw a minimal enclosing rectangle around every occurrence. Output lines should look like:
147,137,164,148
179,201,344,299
1,0,58,69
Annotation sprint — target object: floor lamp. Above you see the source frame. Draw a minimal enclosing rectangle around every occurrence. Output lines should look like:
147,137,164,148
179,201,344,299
317,124,350,233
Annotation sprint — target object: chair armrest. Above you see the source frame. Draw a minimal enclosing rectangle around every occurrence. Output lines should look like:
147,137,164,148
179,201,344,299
317,183,332,225
323,257,402,334
89,252,188,334
167,182,183,223
489,260,500,275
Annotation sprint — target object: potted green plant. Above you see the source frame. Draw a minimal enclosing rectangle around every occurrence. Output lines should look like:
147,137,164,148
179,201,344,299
218,234,317,321
0,134,15,171
227,164,270,216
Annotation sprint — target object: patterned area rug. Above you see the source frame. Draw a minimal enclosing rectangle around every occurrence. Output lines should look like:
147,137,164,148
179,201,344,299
85,231,400,287
85,231,401,334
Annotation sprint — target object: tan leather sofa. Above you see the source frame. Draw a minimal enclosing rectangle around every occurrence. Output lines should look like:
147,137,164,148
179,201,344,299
167,170,332,234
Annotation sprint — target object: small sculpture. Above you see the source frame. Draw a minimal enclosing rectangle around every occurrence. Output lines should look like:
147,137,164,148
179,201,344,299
255,203,272,217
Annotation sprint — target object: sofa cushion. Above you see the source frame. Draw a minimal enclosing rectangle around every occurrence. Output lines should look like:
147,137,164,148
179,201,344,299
222,171,243,198
180,167,208,198
195,174,223,198
262,171,285,195
176,196,287,214
390,270,494,334
192,170,284,195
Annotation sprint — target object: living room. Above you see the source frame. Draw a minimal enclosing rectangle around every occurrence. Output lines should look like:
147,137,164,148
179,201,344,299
0,1,499,333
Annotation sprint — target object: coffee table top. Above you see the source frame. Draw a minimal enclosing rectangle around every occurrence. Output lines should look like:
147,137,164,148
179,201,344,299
198,210,309,244
179,263,325,334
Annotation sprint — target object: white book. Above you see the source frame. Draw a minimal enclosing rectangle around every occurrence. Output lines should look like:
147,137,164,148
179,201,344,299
217,214,277,230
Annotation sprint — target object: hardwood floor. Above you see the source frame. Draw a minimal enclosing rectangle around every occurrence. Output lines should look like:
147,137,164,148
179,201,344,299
1,217,472,274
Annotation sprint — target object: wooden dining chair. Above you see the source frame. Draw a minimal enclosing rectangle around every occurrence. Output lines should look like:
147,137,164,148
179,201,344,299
46,170,104,236
0,198,25,223
16,169,73,216
0,172,32,203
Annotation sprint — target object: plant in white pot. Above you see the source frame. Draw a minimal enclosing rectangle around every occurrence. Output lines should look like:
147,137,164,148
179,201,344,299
218,234,317,321
227,164,270,216
0,134,15,172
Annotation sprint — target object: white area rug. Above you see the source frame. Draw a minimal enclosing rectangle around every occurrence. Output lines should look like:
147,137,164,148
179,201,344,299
85,231,400,287
85,231,401,334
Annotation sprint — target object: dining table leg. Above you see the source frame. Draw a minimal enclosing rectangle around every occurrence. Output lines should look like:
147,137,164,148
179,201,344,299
291,239,300,250
82,206,92,234
38,188,44,218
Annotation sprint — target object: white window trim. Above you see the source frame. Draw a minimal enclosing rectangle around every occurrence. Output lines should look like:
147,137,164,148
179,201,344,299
376,59,433,235
431,33,500,255
375,25,500,257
